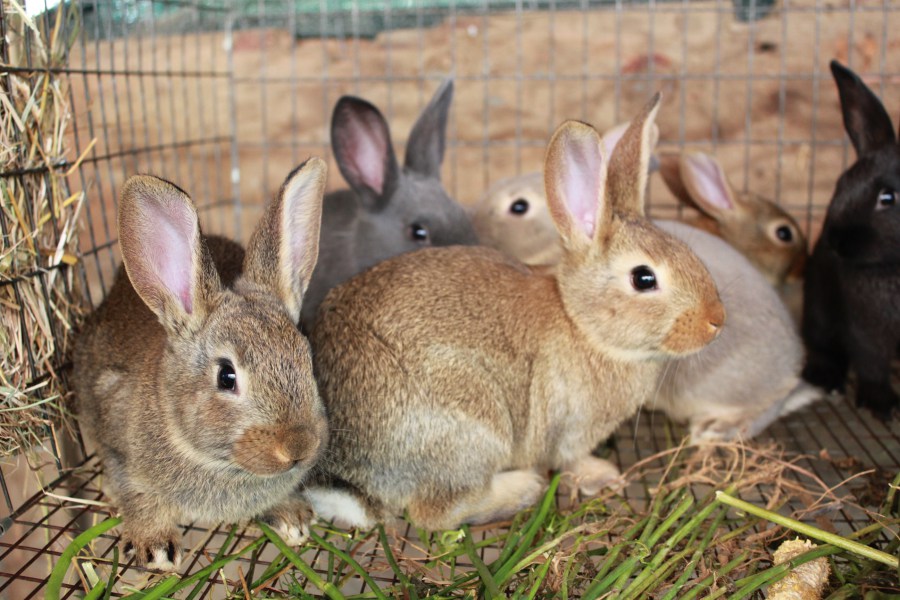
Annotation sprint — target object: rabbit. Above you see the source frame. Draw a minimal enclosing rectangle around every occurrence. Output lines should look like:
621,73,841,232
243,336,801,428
651,220,822,441
305,93,725,532
301,78,478,327
656,151,808,289
801,60,900,418
72,159,330,571
468,134,821,441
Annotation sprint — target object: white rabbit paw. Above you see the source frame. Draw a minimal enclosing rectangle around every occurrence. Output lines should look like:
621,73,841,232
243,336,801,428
123,531,182,572
258,500,315,546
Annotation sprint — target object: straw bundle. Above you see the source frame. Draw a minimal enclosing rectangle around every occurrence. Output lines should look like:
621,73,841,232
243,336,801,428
1,1,85,456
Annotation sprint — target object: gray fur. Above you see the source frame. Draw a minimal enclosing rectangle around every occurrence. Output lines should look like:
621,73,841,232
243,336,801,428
301,79,478,326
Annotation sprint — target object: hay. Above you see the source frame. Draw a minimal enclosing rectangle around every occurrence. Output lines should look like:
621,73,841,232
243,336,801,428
0,0,85,457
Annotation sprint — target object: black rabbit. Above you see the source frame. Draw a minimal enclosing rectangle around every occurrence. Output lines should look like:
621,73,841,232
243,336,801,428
801,60,900,418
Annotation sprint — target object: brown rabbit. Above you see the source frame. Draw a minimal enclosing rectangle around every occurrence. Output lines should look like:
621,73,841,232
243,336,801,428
72,159,330,571
657,151,807,287
306,94,725,531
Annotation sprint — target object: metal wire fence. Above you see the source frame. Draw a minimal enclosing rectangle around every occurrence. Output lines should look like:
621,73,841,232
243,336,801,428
1,0,899,596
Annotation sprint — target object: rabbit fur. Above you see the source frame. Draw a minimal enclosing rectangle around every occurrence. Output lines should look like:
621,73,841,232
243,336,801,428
652,221,821,441
801,60,900,418
302,78,478,327
656,151,808,289
306,94,725,531
468,134,820,441
72,159,330,571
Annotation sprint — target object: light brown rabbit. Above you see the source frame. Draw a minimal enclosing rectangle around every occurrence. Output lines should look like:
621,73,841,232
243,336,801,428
306,94,725,531
72,159,330,571
656,151,807,287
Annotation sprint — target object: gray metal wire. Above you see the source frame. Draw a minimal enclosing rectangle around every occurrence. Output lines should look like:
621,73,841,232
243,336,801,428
2,0,900,596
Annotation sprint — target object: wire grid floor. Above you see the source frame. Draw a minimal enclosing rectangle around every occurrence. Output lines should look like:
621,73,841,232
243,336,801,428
1,393,897,598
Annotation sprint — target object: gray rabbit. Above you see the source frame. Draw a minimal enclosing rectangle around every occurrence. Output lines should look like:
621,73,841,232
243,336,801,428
301,79,478,326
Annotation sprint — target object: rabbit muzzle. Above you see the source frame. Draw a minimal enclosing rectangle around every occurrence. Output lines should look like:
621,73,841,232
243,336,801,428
232,424,324,476
661,298,725,355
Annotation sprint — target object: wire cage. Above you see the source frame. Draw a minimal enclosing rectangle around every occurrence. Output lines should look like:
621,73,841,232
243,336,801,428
1,0,899,597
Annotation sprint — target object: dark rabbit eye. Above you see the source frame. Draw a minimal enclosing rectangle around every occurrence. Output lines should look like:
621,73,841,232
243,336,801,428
409,222,430,243
877,188,897,210
630,266,658,292
510,198,529,215
217,361,237,391
775,225,794,243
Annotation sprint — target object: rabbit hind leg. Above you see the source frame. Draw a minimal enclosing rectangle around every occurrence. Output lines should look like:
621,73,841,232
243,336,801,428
408,469,547,531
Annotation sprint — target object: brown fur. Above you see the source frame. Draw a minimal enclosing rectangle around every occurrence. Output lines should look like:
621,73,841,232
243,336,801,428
657,151,808,287
72,159,329,571
308,95,724,531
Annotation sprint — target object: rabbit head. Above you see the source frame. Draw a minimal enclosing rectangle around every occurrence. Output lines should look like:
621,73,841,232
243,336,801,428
330,78,478,261
469,172,562,264
821,60,900,267
117,160,328,479
657,151,808,286
546,95,725,359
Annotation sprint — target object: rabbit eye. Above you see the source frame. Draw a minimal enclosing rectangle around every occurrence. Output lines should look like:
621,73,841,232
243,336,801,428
775,225,794,243
630,266,658,292
408,222,430,243
510,198,529,215
217,360,237,392
877,188,897,210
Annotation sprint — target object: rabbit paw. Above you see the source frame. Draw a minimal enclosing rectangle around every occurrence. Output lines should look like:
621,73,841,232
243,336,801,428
258,499,314,546
123,531,182,572
565,456,624,496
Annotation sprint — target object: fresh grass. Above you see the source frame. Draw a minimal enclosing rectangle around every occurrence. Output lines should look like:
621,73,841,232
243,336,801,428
53,443,900,598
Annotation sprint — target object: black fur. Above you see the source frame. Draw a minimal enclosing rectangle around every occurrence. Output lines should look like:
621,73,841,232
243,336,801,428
801,60,900,418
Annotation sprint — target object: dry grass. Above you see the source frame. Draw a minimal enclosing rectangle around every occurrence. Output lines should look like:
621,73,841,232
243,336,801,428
0,1,86,456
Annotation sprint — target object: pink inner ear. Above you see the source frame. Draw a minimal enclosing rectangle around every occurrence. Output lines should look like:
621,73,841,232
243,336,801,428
563,141,603,238
145,200,195,314
600,122,630,158
685,154,734,211
344,116,388,195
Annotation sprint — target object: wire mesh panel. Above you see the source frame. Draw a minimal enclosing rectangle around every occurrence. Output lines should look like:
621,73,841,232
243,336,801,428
1,0,899,597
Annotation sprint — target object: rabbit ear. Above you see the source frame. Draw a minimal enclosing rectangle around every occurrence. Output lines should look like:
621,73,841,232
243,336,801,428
331,96,400,209
118,176,220,335
676,152,741,218
544,120,608,250
599,121,631,158
830,60,897,157
605,92,662,216
404,78,453,179
244,158,327,324
657,151,698,208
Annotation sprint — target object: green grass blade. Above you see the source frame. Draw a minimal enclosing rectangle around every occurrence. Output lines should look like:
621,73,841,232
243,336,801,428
462,525,502,598
717,492,899,568
258,522,347,600
46,516,122,600
308,529,389,600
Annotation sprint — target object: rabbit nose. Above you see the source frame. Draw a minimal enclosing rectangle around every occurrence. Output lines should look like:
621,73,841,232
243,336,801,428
706,302,726,337
281,425,323,465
